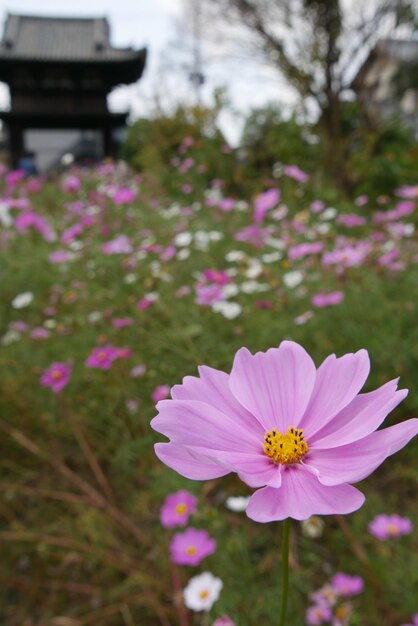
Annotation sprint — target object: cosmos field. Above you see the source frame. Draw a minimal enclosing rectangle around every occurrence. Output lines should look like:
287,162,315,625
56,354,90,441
0,142,417,625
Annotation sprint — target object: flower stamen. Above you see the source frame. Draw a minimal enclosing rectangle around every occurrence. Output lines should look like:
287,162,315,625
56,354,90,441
263,426,308,464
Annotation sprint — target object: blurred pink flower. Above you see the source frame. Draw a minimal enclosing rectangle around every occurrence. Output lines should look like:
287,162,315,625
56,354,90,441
289,242,324,260
170,527,216,566
152,340,417,522
130,364,146,378
112,317,134,329
102,235,132,255
160,489,197,528
213,617,235,626
330,573,364,597
203,269,230,285
337,214,366,228
152,385,170,402
355,195,368,206
311,291,344,308
401,614,418,626
85,345,119,370
112,187,137,205
62,175,81,193
15,210,55,242
283,165,309,183
31,327,50,340
306,603,332,625
254,188,280,223
40,362,71,393
49,250,72,264
368,514,413,540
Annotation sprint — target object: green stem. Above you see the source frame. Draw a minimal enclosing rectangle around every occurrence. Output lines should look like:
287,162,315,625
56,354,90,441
278,518,291,626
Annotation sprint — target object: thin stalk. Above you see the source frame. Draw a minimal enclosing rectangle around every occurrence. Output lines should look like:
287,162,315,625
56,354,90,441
278,518,291,626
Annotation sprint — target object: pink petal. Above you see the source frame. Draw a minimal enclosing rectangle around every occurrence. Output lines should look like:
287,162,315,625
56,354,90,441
246,467,365,522
151,399,262,452
229,341,316,432
171,365,257,431
299,350,370,436
154,443,229,480
305,418,418,486
311,379,408,448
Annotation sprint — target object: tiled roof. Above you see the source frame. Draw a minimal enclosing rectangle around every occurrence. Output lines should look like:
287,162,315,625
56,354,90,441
0,13,143,61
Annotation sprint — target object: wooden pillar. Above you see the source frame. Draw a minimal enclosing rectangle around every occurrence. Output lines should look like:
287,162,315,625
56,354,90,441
8,123,25,168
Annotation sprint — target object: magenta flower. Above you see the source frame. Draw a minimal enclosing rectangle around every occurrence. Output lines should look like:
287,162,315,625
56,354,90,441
283,165,309,183
85,345,119,370
213,617,235,626
170,527,216,566
311,291,344,308
288,242,324,261
152,385,170,402
49,250,72,264
254,188,280,223
368,514,413,540
40,362,71,393
330,573,364,597
62,175,81,193
306,603,332,625
151,341,417,522
401,614,418,626
160,489,197,528
102,235,132,255
112,187,137,205
112,317,134,329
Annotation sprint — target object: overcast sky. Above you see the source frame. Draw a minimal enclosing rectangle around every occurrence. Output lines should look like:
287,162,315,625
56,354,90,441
0,0,292,144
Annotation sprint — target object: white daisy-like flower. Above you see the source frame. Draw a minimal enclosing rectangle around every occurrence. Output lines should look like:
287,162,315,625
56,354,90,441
183,572,223,612
225,496,250,512
283,270,304,289
225,250,245,262
175,232,193,247
177,248,190,260
211,301,242,319
11,292,34,309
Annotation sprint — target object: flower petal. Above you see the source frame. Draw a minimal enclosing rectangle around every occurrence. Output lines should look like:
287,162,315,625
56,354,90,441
155,443,229,480
171,365,257,431
305,418,418,486
151,399,262,452
246,467,365,522
311,379,408,448
229,341,316,431
299,349,370,436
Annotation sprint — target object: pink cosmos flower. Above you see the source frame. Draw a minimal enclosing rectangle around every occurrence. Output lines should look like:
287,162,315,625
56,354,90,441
337,214,366,228
310,200,325,214
31,327,50,340
368,514,413,540
160,489,197,528
49,250,72,264
401,614,418,626
85,345,119,370
130,364,146,378
15,210,55,242
112,187,137,205
137,297,155,311
355,195,368,206
213,617,235,626
40,362,71,393
102,235,132,255
311,291,344,308
112,317,133,329
152,341,417,522
170,527,216,566
235,225,272,248
152,385,170,402
62,175,81,193
196,283,225,305
283,165,309,183
306,603,332,625
254,188,280,223
288,242,324,261
330,573,364,597
203,269,231,285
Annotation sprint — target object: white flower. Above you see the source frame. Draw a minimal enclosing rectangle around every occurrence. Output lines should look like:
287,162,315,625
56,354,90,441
262,251,282,263
174,232,193,247
320,207,337,221
212,301,242,319
240,281,269,294
11,292,34,309
222,284,239,298
316,223,330,234
225,250,245,262
177,248,190,260
225,496,250,512
87,311,102,323
301,516,325,538
0,201,12,227
183,572,223,612
283,270,303,288
294,310,314,325
124,273,137,284
245,259,263,279
69,240,83,251
1,330,21,346
265,237,286,250
209,231,223,241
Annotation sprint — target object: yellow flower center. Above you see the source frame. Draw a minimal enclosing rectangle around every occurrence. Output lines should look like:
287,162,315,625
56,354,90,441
175,503,187,515
98,351,107,361
387,523,399,536
51,370,62,380
186,545,197,555
263,426,308,464
199,589,209,599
